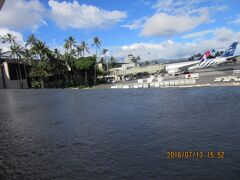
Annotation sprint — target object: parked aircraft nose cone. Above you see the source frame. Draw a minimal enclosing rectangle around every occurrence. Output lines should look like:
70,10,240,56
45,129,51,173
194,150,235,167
0,0,5,10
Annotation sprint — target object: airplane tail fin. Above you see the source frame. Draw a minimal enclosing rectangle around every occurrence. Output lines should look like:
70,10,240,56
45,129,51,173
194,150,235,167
221,42,238,57
202,51,211,60
200,51,211,62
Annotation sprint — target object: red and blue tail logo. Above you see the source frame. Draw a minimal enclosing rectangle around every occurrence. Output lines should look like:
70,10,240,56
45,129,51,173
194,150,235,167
221,42,238,57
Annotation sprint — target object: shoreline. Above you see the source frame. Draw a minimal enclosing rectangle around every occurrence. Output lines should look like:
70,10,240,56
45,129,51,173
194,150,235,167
91,82,240,89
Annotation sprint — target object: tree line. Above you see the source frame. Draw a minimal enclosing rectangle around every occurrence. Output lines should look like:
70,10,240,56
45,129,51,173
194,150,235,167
188,49,224,61
0,34,117,88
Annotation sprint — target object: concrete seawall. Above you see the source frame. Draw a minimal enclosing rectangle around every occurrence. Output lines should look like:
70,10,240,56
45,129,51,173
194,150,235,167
111,79,197,89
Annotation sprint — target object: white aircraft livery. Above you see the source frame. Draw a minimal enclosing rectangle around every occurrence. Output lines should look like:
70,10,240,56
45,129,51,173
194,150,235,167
188,42,239,70
164,51,210,75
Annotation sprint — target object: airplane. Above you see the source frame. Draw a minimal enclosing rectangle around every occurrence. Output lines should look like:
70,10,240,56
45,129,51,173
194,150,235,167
188,42,239,70
164,51,210,75
164,42,239,75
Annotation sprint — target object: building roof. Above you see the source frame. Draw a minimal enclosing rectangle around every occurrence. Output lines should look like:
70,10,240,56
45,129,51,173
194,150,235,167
0,58,28,64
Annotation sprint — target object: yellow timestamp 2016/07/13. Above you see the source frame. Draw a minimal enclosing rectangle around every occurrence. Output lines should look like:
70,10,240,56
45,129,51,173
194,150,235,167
166,151,224,159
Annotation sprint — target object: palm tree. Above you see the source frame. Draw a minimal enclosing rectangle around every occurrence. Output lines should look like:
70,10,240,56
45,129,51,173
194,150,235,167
53,48,61,60
22,49,33,65
80,41,90,57
32,40,49,60
92,37,102,57
64,42,70,53
64,36,76,53
76,45,83,58
92,36,102,84
9,43,23,60
25,34,37,48
1,33,26,88
25,34,38,60
1,33,16,46
52,48,67,82
102,48,108,59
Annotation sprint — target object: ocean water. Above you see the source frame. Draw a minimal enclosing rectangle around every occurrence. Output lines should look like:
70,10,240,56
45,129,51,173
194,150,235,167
0,88,240,180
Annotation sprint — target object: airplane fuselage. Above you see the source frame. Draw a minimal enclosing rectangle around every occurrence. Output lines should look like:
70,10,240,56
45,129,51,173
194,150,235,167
189,57,230,70
165,61,199,75
165,42,239,75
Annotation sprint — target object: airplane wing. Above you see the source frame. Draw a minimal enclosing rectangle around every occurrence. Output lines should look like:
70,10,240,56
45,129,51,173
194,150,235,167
226,55,240,61
178,61,200,71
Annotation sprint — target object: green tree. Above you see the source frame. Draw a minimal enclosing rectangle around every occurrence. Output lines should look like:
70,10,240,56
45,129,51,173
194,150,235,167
1,33,26,88
80,41,90,57
64,36,76,53
92,36,102,84
136,56,141,62
22,49,33,64
32,40,49,60
131,57,137,63
25,34,37,48
30,60,51,88
109,56,117,68
25,34,37,60
76,45,83,58
144,60,150,66
51,48,68,83
92,37,102,56
74,56,96,85
1,33,16,45
63,37,77,73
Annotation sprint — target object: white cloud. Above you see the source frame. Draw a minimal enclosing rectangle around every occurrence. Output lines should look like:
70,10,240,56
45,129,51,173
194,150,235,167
183,27,239,42
152,0,202,15
229,14,240,25
48,0,127,29
213,27,236,42
152,0,227,15
0,28,24,51
113,41,201,61
0,28,23,42
140,10,209,37
113,28,240,61
122,17,146,30
0,0,46,30
183,30,213,39
125,0,227,37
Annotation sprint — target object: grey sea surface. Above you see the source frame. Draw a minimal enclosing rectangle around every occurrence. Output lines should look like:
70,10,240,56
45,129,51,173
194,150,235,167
0,88,240,180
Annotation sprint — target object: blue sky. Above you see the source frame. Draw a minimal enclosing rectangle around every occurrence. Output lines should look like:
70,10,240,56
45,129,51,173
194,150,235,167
0,0,240,61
